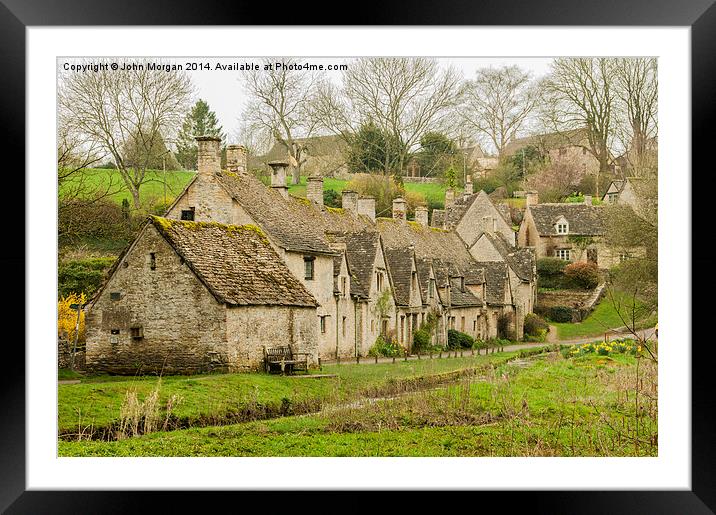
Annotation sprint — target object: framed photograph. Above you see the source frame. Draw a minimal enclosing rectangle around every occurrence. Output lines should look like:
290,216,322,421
5,0,713,512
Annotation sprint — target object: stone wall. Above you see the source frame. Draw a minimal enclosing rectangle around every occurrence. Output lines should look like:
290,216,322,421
58,339,85,370
85,225,230,375
166,173,235,225
535,288,600,322
225,305,318,370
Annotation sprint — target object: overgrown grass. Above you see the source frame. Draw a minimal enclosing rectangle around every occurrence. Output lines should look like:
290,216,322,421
553,293,653,340
59,351,657,457
58,352,523,438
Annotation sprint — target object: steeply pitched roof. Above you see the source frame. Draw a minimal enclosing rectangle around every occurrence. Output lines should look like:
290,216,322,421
376,219,477,288
213,171,336,254
443,190,511,230
528,204,605,236
477,232,535,282
325,229,380,299
384,247,417,306
150,216,318,307
481,261,508,306
449,278,482,307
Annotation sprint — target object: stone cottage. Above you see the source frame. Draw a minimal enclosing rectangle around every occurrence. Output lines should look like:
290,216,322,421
84,217,318,374
517,192,640,269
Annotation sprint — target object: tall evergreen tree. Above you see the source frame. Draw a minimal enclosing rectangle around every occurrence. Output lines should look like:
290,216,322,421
175,99,225,170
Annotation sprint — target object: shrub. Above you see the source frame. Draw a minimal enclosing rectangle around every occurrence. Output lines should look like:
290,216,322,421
367,334,400,357
412,328,431,351
58,257,116,298
447,329,474,349
323,189,341,208
346,173,404,219
58,292,86,343
524,313,549,339
548,306,574,323
537,257,568,276
564,261,600,289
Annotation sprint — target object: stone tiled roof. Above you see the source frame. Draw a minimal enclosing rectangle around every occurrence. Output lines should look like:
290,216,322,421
376,219,477,289
481,232,535,282
151,216,318,307
325,230,379,300
528,204,605,236
261,135,348,163
384,247,417,306
481,261,508,306
449,278,482,307
502,127,589,156
214,171,336,254
443,190,511,229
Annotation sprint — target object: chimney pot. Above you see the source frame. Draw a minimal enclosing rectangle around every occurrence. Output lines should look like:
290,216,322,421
268,160,289,198
584,194,592,205
464,175,474,197
227,144,247,173
357,196,376,221
196,136,221,177
415,206,428,227
341,190,358,213
306,175,324,206
526,191,539,207
392,197,407,220
445,188,456,209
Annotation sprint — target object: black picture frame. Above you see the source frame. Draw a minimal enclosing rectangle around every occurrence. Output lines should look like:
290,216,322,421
3,1,713,512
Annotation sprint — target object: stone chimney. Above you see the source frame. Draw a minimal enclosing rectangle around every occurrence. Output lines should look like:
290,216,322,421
357,196,376,221
464,174,473,197
196,136,221,177
268,160,289,199
431,209,445,229
306,175,324,206
445,188,455,209
342,190,358,213
415,206,428,227
226,144,247,173
526,191,539,207
584,195,592,206
392,197,407,220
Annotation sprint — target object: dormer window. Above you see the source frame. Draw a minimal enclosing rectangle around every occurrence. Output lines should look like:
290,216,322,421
460,277,465,292
304,256,315,280
411,271,417,292
556,220,569,234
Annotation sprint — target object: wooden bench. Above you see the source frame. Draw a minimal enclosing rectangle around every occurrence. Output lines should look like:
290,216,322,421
263,345,309,375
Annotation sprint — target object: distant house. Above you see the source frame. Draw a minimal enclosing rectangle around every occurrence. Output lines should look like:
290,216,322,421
260,134,349,177
517,193,640,269
502,127,616,178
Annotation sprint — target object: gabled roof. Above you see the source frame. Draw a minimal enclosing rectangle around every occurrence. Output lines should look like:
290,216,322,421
449,278,482,307
481,261,508,306
473,232,535,282
325,229,380,300
262,134,348,163
213,171,336,254
376,219,478,288
150,216,318,307
527,204,605,236
443,190,511,230
384,247,418,307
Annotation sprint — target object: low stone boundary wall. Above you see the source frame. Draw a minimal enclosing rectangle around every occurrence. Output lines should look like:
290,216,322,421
58,338,86,370
535,283,606,322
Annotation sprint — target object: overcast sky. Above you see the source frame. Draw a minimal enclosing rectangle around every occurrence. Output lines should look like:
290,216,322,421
173,57,554,141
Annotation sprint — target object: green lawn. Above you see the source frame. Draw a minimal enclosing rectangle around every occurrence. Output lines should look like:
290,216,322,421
59,351,657,457
61,168,456,209
58,351,523,436
552,293,656,340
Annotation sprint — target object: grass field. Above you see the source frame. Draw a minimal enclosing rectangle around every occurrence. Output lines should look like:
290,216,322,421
60,168,455,209
552,293,656,340
58,351,521,437
59,349,657,457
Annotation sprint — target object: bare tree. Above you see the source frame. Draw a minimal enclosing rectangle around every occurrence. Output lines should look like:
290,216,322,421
58,58,193,208
613,58,658,176
243,58,317,184
524,154,583,202
461,65,538,156
312,58,462,176
540,58,617,196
